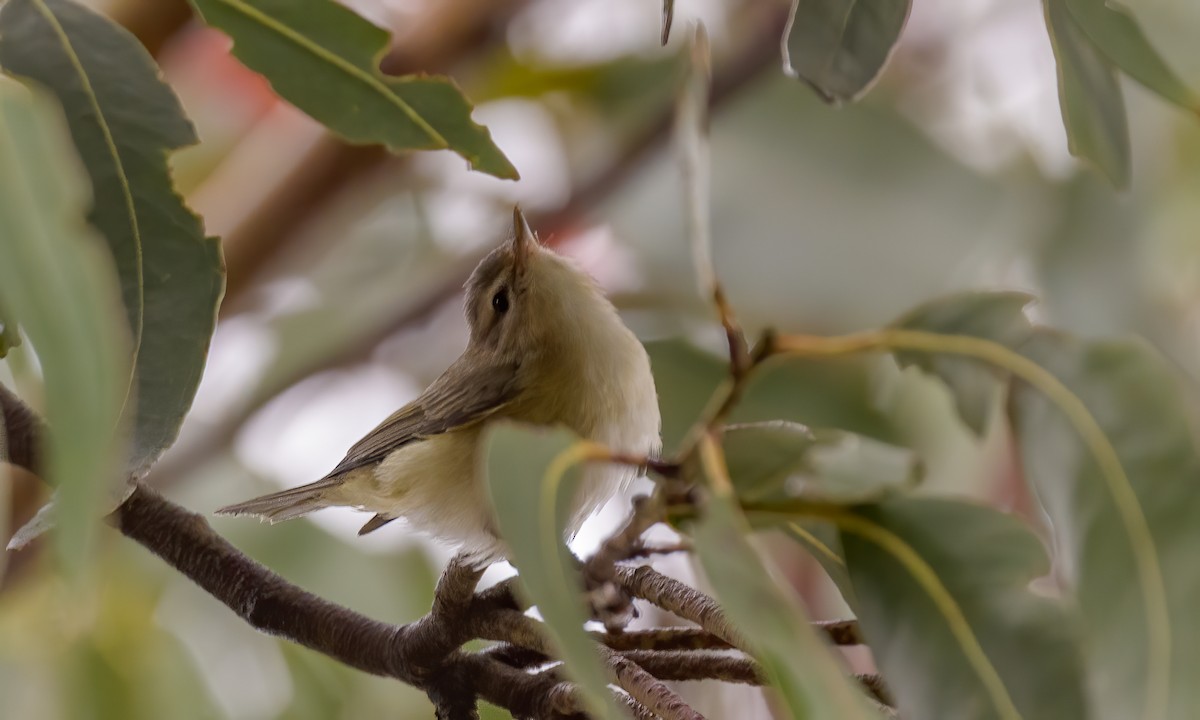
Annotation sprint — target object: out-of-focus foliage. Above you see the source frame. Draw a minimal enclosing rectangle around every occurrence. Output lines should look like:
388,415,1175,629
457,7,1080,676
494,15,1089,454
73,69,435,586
483,423,623,719
783,0,912,104
0,76,128,572
692,436,877,719
838,498,1089,720
0,0,224,480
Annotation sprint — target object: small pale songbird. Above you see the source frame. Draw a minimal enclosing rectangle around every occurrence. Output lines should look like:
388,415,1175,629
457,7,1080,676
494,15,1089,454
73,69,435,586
219,208,662,563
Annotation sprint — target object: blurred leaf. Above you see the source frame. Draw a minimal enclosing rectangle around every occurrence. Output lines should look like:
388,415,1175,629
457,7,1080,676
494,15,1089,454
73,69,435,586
1065,0,1200,112
483,423,623,719
892,292,1035,434
800,431,918,501
0,76,128,570
1011,333,1200,720
732,355,899,443
645,339,727,455
188,0,517,179
724,422,916,504
1044,0,1130,188
692,436,876,719
0,0,225,479
783,521,855,601
782,0,912,104
721,421,816,501
838,498,1089,720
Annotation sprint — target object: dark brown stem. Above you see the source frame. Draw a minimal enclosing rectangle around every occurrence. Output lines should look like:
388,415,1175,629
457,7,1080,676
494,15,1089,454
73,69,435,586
599,627,732,651
112,485,581,720
602,646,705,720
622,650,765,685
614,565,745,650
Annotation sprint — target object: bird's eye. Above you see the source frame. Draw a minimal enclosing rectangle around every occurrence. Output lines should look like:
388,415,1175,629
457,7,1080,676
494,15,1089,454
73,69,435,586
492,288,509,314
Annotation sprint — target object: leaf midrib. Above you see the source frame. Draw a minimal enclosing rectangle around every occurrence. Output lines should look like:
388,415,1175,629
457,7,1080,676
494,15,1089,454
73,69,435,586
30,0,143,426
203,0,448,149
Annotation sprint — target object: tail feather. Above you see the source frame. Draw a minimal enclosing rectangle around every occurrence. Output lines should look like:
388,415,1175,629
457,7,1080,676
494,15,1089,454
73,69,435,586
216,477,343,523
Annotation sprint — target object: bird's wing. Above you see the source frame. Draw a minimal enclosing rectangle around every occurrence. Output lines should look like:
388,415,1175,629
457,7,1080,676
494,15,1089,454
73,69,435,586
324,357,521,479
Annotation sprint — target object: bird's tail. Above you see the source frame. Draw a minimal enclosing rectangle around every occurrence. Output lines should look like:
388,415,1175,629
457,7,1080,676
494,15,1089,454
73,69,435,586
216,477,343,523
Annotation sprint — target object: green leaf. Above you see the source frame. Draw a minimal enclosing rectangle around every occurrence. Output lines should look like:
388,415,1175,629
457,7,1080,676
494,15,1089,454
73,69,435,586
1011,333,1200,720
188,0,518,179
691,438,876,719
733,354,899,444
724,422,916,504
482,423,624,720
0,0,225,479
645,339,727,455
783,521,856,602
0,76,128,570
1065,0,1200,112
721,421,817,502
1044,0,1130,188
838,498,1089,720
782,0,912,104
892,291,1035,435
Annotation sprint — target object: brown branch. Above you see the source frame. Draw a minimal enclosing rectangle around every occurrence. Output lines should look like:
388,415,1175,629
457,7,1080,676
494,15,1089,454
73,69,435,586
614,565,746,650
621,650,764,685
113,485,583,720
599,627,731,652
0,383,42,474
602,646,705,720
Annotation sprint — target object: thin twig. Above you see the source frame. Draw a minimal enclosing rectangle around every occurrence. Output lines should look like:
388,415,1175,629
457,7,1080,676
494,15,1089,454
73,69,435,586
614,565,745,650
598,627,731,651
602,645,706,720
621,649,765,685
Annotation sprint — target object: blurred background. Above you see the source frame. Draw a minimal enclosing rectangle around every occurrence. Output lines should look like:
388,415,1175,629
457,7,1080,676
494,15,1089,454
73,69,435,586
2,0,1199,717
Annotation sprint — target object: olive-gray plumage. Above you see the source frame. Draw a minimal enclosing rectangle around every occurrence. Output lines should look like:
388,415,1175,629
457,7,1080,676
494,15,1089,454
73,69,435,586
218,208,662,562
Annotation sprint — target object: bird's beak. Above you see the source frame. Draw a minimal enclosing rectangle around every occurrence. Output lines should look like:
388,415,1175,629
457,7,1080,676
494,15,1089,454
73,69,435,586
511,205,537,273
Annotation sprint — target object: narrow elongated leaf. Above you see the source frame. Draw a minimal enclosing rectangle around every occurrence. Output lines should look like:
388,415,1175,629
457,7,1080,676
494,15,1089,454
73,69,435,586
893,292,1034,434
839,498,1089,720
0,77,128,569
482,423,624,720
1044,0,1130,188
188,0,518,179
692,436,876,719
1065,0,1200,112
0,0,225,479
782,0,912,104
1011,334,1200,720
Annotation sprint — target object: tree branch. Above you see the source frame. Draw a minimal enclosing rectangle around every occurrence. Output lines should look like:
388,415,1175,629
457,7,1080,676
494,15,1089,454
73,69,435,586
112,485,583,720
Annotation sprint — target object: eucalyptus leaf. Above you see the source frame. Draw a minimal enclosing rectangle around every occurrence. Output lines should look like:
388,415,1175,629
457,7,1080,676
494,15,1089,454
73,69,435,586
0,0,225,480
188,0,518,179
839,498,1089,720
1065,0,1200,112
645,339,727,455
892,291,1034,435
0,77,128,570
692,441,877,719
1044,0,1130,188
482,423,624,720
782,0,912,104
721,421,816,502
732,354,898,443
1011,333,1200,720
724,422,915,505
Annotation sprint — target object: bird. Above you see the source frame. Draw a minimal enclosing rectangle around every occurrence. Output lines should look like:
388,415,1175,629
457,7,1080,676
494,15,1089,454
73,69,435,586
217,207,662,564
